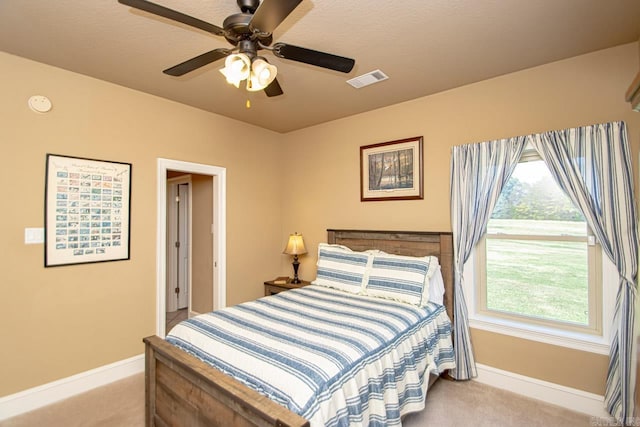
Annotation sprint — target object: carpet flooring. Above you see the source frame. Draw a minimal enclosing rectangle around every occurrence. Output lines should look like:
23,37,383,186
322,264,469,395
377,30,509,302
0,373,597,426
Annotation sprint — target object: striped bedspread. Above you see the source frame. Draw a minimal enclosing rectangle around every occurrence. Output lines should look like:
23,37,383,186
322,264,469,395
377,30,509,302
167,285,455,427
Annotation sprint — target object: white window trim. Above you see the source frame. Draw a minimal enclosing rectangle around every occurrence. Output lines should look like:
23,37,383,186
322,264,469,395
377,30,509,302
463,250,616,355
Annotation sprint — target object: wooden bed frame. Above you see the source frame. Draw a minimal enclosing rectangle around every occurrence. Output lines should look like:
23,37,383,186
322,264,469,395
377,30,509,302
144,229,454,427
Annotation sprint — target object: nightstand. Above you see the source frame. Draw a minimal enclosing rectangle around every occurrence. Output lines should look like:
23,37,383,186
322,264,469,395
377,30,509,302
264,279,310,296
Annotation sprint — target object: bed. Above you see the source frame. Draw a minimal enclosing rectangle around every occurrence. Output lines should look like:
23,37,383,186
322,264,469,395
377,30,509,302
144,229,455,427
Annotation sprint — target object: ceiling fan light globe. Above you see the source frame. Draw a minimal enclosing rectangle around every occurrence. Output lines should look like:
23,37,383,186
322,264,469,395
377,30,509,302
258,66,274,82
219,67,242,87
223,53,251,81
247,73,275,91
246,59,277,91
247,75,264,91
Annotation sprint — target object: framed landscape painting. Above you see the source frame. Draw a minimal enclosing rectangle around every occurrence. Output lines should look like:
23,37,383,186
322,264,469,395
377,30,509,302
45,154,132,267
360,136,423,201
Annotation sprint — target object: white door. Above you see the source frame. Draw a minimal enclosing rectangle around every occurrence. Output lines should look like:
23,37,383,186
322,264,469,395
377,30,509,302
176,183,189,309
167,179,190,312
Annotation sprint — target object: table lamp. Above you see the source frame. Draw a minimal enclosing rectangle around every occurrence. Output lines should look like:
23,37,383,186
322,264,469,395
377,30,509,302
283,232,307,284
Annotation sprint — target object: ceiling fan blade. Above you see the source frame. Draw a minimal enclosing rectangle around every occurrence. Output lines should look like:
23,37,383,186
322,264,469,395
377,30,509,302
264,78,283,97
250,0,302,34
272,43,355,73
118,0,225,36
163,49,230,76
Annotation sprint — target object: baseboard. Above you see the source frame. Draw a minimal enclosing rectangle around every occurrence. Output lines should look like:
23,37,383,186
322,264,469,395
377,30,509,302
0,354,144,421
475,363,610,419
0,357,609,421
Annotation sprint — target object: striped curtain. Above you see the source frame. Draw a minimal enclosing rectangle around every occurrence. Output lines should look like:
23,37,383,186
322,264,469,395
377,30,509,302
449,136,527,379
529,121,639,422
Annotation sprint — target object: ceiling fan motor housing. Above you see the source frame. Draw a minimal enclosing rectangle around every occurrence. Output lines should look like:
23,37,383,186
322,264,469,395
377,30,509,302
237,0,260,13
237,39,258,59
223,11,273,46
223,13,252,43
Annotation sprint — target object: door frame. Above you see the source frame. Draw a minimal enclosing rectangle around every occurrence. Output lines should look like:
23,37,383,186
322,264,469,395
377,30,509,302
156,158,226,337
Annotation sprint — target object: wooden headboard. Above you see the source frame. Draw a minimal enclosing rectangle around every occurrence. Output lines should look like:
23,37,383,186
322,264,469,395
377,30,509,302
327,229,454,323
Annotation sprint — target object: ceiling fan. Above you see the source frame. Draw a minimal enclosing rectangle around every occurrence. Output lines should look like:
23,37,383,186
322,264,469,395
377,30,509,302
118,0,356,97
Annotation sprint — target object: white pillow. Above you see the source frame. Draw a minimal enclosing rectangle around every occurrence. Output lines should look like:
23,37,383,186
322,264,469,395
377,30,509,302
428,265,445,306
312,243,370,294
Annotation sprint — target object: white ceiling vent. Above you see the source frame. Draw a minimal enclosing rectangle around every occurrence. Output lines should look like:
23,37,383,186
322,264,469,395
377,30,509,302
347,69,389,89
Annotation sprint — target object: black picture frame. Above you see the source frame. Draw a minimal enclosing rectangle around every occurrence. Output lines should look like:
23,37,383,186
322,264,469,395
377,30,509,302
44,154,132,267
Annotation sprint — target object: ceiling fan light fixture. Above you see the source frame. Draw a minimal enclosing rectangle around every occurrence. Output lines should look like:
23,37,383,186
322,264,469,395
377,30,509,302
219,53,251,87
247,58,277,92
119,0,356,98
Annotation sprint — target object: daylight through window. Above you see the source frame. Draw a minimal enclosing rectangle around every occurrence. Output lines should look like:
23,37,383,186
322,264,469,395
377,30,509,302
477,151,602,334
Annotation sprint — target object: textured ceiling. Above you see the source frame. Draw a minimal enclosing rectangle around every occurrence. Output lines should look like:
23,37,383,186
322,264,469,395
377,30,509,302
1,0,639,133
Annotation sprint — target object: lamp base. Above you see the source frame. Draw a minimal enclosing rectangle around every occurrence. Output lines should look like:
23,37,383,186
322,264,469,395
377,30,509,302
291,256,301,284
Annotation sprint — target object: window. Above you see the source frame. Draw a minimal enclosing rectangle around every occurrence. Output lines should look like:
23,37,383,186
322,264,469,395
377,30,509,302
470,149,610,351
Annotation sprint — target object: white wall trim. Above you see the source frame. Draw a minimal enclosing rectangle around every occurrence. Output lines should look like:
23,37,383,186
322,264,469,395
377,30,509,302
0,355,609,421
156,158,227,338
0,354,144,421
474,363,609,419
469,317,610,355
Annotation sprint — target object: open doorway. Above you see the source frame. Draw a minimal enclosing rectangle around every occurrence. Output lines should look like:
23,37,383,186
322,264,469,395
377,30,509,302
156,158,227,338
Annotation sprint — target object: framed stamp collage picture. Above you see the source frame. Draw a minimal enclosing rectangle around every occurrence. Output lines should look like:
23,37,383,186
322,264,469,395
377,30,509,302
45,154,132,267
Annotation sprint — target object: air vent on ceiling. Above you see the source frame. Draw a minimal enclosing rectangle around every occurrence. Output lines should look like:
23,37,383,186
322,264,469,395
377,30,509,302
347,69,389,89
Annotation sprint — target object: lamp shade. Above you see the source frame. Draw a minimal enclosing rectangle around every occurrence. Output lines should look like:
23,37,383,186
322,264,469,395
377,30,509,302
283,233,307,255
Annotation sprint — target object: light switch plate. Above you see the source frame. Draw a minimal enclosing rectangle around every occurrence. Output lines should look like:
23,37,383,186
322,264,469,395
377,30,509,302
25,227,44,244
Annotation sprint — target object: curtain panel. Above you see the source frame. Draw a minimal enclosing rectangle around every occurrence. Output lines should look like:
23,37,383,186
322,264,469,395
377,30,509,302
450,121,638,421
529,121,638,422
449,136,527,379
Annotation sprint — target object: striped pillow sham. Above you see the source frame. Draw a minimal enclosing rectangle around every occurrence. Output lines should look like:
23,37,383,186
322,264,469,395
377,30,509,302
312,243,370,294
365,253,438,306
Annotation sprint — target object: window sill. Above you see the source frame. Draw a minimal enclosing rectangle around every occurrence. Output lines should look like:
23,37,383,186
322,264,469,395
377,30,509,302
469,313,610,355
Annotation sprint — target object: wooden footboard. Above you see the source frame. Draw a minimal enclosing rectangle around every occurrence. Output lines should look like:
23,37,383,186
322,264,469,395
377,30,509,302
144,335,310,427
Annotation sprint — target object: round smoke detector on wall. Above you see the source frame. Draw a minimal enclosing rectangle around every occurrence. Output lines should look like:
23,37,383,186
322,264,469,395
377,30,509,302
28,95,52,113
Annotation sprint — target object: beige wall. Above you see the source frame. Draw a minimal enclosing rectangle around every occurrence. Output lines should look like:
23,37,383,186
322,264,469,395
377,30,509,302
280,42,640,395
2,41,638,399
0,52,284,397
